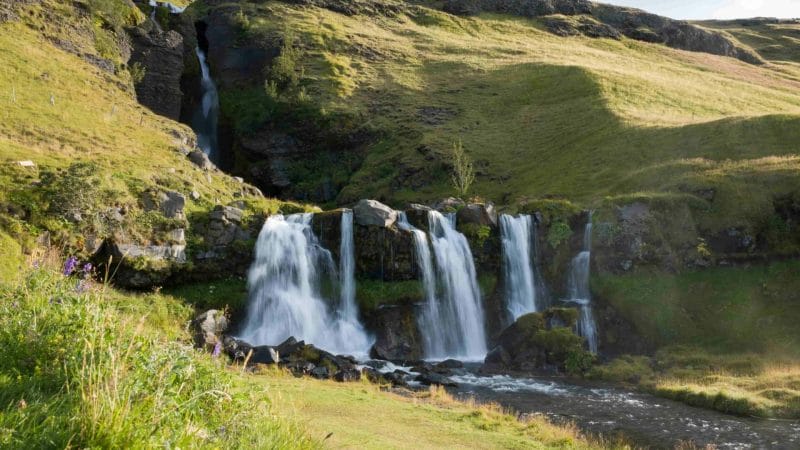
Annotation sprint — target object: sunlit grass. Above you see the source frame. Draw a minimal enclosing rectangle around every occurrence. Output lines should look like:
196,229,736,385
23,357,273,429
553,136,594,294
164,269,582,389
251,366,618,449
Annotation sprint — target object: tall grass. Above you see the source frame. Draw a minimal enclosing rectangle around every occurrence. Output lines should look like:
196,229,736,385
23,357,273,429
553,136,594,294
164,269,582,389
0,266,316,449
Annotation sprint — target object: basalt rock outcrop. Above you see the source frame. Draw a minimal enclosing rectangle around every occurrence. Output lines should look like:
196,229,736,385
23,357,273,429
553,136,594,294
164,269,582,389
367,303,423,362
129,25,185,120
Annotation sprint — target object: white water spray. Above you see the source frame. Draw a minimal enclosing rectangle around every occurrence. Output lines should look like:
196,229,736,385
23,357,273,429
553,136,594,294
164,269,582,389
194,46,220,164
500,214,538,320
334,210,370,347
567,219,598,353
240,213,370,355
419,211,487,360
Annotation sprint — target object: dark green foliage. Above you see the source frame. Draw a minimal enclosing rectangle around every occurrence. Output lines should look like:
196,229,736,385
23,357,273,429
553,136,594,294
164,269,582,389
460,223,492,248
543,307,579,327
546,221,572,248
519,199,581,225
267,32,302,92
356,279,423,312
40,162,101,222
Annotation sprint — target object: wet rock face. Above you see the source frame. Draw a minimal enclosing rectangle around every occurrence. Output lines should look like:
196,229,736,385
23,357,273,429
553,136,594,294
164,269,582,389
313,208,417,281
456,203,497,227
367,304,423,363
129,27,185,120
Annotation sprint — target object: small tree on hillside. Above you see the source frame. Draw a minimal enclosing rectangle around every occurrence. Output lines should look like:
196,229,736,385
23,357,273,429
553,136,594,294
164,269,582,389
450,139,475,197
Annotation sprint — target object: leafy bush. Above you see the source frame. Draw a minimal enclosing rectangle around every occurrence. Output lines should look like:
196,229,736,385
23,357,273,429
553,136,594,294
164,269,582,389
40,162,101,222
268,32,302,92
546,221,572,248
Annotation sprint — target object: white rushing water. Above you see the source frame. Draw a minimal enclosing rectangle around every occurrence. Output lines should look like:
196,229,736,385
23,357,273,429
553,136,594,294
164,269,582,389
194,47,220,164
240,213,371,356
419,211,487,360
396,212,440,354
500,214,538,320
566,220,598,353
334,210,370,348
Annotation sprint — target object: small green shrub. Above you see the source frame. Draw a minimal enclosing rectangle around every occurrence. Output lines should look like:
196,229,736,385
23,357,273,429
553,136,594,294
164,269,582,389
129,62,146,84
546,221,572,248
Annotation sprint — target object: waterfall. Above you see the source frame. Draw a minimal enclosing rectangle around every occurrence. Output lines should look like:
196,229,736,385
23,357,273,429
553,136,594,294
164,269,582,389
193,47,220,164
239,213,371,355
421,211,488,360
335,210,369,343
396,212,438,352
566,219,598,353
500,214,538,320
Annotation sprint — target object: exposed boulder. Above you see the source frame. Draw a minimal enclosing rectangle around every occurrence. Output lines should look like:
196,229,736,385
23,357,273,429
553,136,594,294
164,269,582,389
189,150,215,170
192,309,228,350
129,27,184,120
456,202,498,227
404,204,432,232
210,205,243,223
433,197,466,212
161,191,186,219
333,368,362,382
368,305,423,362
415,372,458,387
250,345,281,365
354,199,397,227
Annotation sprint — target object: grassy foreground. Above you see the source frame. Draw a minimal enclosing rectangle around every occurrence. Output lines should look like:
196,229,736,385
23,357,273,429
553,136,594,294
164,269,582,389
0,259,609,449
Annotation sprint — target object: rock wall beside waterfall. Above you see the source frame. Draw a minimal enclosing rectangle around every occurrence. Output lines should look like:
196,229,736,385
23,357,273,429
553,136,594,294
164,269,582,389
129,24,184,120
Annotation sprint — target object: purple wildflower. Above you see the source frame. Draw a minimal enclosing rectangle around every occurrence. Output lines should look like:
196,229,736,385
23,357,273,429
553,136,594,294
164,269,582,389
82,263,93,278
212,341,222,358
63,256,78,276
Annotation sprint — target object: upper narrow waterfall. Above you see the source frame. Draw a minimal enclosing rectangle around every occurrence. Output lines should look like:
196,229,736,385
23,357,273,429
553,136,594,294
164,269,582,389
420,211,487,360
240,213,371,355
193,46,220,164
567,218,598,353
500,214,538,320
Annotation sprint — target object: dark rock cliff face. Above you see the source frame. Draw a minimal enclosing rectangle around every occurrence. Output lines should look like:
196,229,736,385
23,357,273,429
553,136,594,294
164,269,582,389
129,26,185,120
442,0,762,64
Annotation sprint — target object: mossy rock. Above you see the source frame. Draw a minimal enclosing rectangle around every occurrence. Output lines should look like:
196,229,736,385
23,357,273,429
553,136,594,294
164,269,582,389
543,307,579,328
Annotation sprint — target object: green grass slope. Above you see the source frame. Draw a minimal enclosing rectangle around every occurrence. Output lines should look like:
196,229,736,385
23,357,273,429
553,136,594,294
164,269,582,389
0,264,608,449
213,2,800,228
0,0,308,263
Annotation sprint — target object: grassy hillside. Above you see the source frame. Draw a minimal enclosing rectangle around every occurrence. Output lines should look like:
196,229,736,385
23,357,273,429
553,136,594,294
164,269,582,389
0,0,307,264
0,262,608,449
592,260,800,354
210,1,800,231
699,19,800,65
